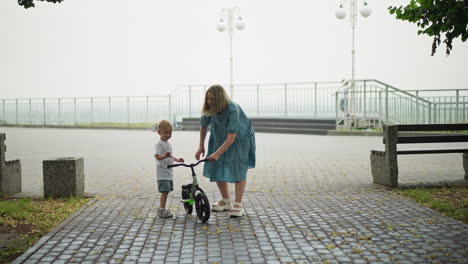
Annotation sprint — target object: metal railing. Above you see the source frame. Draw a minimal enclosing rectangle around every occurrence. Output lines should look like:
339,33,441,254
1,80,467,129
335,80,468,129
0,96,170,127
170,82,341,119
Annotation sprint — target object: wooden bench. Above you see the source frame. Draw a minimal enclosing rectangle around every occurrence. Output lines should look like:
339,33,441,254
370,124,468,187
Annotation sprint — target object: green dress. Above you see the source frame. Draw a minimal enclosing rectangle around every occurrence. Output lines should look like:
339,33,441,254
200,102,256,183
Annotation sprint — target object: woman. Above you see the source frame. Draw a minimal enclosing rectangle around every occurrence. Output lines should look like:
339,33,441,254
195,84,256,217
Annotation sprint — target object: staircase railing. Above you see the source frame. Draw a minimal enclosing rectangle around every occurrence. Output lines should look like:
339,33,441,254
335,80,468,129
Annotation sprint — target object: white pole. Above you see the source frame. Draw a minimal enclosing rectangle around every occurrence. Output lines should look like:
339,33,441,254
228,9,234,100
350,0,356,121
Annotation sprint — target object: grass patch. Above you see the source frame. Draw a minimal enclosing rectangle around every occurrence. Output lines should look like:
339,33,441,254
394,187,468,223
0,197,90,263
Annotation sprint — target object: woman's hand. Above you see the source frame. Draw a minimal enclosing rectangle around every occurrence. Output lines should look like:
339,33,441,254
195,146,205,160
207,152,220,162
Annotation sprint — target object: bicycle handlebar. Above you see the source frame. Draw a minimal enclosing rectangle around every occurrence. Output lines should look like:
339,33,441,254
167,158,208,169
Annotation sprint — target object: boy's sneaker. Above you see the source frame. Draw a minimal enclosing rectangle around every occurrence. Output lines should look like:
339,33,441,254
158,208,173,218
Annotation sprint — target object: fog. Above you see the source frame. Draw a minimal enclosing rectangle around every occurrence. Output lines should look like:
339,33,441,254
1,0,467,99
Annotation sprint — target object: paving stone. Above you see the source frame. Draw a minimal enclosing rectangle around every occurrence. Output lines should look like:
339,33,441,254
9,131,468,264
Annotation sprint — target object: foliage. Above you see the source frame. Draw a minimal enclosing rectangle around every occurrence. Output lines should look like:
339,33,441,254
0,197,89,262
18,0,64,9
388,0,468,56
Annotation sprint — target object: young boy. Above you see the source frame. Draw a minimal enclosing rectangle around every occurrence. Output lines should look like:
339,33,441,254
154,120,184,218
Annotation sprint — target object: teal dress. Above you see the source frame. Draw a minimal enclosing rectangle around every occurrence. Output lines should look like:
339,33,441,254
200,102,256,183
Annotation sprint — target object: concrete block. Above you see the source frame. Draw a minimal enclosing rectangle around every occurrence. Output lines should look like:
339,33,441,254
43,157,84,197
1,160,21,195
370,151,398,188
0,133,22,196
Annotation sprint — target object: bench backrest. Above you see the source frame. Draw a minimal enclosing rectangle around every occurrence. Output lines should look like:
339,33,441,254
394,124,468,132
383,124,468,144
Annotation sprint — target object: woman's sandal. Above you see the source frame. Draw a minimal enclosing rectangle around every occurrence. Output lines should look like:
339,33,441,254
212,198,232,212
228,202,244,217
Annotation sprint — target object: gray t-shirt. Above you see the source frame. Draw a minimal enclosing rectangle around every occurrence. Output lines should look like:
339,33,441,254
155,140,174,180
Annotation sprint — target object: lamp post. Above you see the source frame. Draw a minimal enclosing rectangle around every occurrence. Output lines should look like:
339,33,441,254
217,7,246,100
336,1,371,127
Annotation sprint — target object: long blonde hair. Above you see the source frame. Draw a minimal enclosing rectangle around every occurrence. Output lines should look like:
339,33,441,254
201,85,231,115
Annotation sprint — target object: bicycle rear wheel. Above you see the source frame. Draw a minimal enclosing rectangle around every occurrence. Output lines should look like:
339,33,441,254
195,193,210,222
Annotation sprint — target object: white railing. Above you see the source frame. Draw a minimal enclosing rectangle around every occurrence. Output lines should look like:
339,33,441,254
1,80,467,129
170,82,341,120
335,80,468,129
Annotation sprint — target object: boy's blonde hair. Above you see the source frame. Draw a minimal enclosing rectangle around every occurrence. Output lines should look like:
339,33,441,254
202,84,231,116
157,120,173,131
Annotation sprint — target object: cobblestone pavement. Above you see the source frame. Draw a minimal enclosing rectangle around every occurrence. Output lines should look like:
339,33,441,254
2,127,467,263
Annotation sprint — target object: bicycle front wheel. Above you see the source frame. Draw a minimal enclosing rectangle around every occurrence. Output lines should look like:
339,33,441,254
195,193,210,223
183,202,193,215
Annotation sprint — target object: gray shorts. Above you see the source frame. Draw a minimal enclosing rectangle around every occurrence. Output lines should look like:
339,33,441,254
157,180,173,193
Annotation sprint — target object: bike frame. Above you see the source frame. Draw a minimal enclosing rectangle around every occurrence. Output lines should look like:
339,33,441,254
168,159,208,205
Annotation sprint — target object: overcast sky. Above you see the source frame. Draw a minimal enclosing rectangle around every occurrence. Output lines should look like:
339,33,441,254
1,0,467,99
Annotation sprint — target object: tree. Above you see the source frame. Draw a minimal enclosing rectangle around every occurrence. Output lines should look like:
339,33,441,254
389,0,468,56
18,0,64,9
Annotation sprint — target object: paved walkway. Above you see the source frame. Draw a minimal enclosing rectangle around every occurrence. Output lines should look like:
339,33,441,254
2,127,467,263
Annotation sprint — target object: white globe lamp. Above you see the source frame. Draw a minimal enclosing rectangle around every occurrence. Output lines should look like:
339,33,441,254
217,21,226,32
236,18,246,30
360,2,372,17
335,5,346,19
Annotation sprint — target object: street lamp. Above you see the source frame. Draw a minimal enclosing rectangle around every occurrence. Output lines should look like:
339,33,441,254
335,0,371,127
217,7,246,100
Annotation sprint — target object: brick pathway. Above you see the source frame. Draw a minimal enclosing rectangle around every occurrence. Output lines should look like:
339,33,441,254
2,127,467,263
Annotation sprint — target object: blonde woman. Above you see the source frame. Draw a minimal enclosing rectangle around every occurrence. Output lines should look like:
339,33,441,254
195,85,256,217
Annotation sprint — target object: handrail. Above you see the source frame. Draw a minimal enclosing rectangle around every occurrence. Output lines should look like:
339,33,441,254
370,79,432,104
404,89,468,92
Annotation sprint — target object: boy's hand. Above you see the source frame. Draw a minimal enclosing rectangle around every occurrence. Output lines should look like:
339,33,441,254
164,152,172,158
176,158,184,163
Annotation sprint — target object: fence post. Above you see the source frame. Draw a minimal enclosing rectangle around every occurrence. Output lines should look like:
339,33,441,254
74,98,77,126
415,91,420,123
188,86,192,118
314,82,318,117
146,96,149,125
108,97,111,125
284,84,288,117
385,86,389,125
335,92,338,128
254,84,259,117
428,102,432,124
91,97,94,127
464,99,466,122
378,91,382,128
2,99,4,124
168,94,172,122
363,81,367,121
43,98,46,126
15,99,18,125
29,98,32,125
456,89,460,123
58,98,62,126
127,96,130,127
